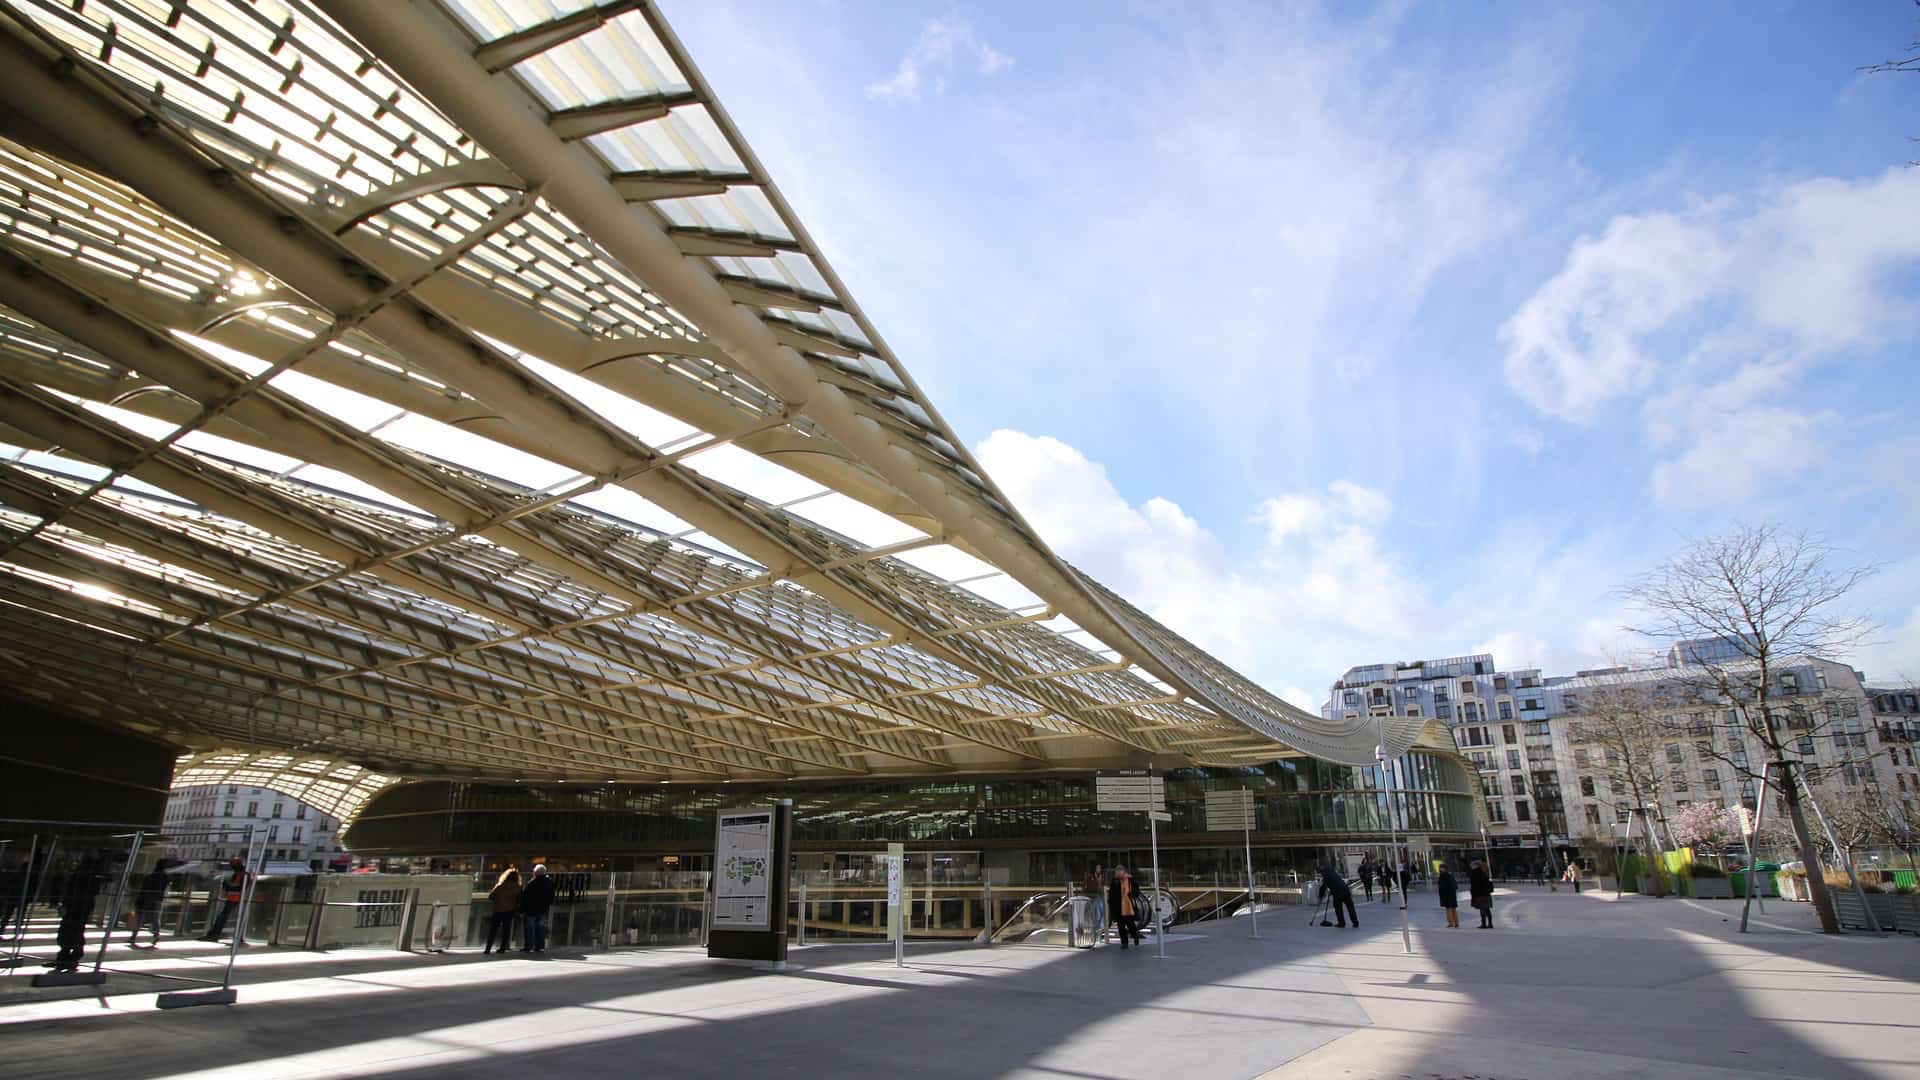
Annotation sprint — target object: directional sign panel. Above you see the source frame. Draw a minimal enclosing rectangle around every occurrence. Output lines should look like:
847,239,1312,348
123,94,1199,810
1096,770,1165,813
1204,789,1255,832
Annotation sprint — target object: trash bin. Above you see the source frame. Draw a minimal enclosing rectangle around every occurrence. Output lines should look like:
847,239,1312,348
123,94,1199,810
1732,863,1781,898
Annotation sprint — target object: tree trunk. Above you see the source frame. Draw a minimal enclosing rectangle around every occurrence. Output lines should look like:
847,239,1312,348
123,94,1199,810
1779,766,1839,933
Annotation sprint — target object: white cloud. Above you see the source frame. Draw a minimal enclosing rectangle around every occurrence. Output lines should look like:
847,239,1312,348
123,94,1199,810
1648,405,1835,506
1503,167,1920,501
866,19,1012,101
977,429,1634,703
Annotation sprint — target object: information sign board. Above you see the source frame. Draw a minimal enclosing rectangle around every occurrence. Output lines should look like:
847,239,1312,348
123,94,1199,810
1095,769,1165,813
713,807,775,930
1204,789,1255,831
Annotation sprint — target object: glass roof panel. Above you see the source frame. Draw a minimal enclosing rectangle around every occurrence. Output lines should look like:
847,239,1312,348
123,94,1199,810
785,492,925,549
376,413,577,491
679,443,824,506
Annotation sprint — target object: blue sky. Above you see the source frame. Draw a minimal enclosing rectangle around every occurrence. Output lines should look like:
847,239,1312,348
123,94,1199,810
661,0,1920,707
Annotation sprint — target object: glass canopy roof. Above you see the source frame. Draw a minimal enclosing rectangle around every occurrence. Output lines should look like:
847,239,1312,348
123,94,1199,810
0,0,1435,814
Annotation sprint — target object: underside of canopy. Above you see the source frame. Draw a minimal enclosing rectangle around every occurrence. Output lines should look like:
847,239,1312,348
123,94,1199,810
0,0,1429,789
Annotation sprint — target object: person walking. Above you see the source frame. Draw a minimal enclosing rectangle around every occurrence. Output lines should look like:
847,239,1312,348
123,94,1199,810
483,867,522,954
1566,861,1583,894
130,861,171,948
520,864,556,953
51,851,105,972
1109,866,1143,949
1377,863,1391,903
1469,859,1495,928
1359,860,1373,901
199,858,250,942
1436,863,1460,928
1398,858,1411,897
1081,863,1107,946
1319,863,1358,929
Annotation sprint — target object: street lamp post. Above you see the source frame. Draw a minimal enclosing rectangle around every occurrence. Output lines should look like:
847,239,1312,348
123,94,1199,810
1379,718,1412,955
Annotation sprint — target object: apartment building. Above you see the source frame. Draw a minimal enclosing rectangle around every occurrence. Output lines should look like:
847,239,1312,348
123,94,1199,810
160,784,348,872
1326,654,1567,861
1328,643,1906,874
1548,653,1888,851
1868,685,1920,826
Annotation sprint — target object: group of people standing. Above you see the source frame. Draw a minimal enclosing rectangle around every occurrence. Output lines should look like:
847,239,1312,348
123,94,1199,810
1356,857,1411,902
1078,863,1149,950
1321,856,1501,930
483,863,557,954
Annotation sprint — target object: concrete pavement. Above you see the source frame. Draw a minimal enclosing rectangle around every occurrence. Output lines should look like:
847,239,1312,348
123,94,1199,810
1,886,1915,1079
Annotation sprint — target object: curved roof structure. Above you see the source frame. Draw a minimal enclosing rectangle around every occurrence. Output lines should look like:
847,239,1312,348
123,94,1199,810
0,0,1430,788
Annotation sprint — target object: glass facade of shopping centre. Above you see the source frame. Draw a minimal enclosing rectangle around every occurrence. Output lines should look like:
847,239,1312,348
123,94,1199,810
346,753,1483,881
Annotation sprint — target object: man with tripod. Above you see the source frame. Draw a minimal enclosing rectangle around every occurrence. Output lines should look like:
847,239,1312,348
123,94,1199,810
1318,863,1358,929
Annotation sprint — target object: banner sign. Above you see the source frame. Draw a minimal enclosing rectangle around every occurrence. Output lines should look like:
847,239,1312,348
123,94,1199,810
713,808,775,931
885,842,904,943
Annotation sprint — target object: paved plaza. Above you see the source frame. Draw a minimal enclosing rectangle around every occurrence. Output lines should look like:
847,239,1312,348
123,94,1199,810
2,887,1916,1080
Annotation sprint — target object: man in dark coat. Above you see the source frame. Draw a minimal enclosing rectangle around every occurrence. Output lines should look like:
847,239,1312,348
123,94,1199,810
1319,863,1358,928
520,864,557,953
52,851,105,972
1469,859,1495,928
1436,863,1460,928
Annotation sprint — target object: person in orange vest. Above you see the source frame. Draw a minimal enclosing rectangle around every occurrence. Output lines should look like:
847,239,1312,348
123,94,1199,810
199,858,250,942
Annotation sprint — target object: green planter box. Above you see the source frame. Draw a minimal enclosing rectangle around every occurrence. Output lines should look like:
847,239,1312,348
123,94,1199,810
1690,877,1733,899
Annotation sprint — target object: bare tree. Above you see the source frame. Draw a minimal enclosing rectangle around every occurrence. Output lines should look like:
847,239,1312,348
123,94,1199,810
1567,677,1679,893
1624,524,1878,933
1825,784,1920,871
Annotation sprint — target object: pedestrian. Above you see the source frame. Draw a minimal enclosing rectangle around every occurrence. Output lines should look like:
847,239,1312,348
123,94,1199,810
1081,863,1107,946
1469,859,1494,928
1378,863,1391,902
484,866,521,954
1109,866,1143,949
52,851,106,972
1319,863,1358,928
1436,863,1459,928
130,860,171,948
199,858,250,942
1359,860,1373,901
1566,861,1583,894
520,863,555,953
1398,858,1411,896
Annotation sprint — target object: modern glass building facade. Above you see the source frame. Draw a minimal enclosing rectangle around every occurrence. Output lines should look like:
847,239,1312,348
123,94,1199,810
347,754,1483,881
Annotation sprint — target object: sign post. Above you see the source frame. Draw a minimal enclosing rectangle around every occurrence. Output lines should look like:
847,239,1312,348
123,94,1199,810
886,841,904,968
707,801,793,965
1738,763,1771,933
1097,770,1168,958
1205,788,1258,939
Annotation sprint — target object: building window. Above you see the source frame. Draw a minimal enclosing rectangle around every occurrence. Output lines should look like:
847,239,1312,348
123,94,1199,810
1512,773,1527,795
224,801,235,816
297,806,307,820
291,826,303,842
1579,776,1596,797
1673,775,1689,792
267,826,279,842
1796,736,1815,755
1487,801,1507,823
1585,805,1602,825
1574,748,1589,768
1498,702,1514,721
1435,704,1452,719
1665,744,1683,765
1344,691,1358,705
1407,706,1421,717
1403,686,1419,699
1523,697,1543,711
1515,801,1531,822
1704,769,1722,791
247,802,258,817
1507,750,1522,771
1434,687,1450,703
1502,723,1517,743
